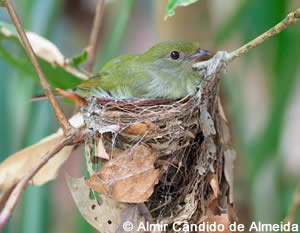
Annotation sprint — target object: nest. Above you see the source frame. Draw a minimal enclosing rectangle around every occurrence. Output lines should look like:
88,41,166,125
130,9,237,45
80,52,234,231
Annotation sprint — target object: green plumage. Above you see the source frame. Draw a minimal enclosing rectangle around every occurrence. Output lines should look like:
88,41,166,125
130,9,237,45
75,41,213,99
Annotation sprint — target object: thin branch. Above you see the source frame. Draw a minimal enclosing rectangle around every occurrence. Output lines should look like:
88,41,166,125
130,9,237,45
284,184,300,224
0,133,85,231
86,0,105,73
4,0,73,136
0,185,15,211
228,8,300,61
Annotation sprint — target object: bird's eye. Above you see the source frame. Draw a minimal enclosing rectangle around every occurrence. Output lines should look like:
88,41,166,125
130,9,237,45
170,51,180,60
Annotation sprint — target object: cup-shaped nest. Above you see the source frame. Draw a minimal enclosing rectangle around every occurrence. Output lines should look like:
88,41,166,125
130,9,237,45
80,52,234,226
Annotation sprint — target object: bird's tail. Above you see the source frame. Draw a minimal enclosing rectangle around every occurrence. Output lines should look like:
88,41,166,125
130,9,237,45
30,88,87,106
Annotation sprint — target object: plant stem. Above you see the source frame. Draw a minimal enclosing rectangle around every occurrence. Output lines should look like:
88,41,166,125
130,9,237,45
86,0,105,73
228,8,300,61
285,185,300,224
0,133,85,232
4,0,73,136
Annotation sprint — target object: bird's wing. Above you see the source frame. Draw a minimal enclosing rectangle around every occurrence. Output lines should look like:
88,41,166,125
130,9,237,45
75,55,152,98
77,72,106,88
74,72,110,98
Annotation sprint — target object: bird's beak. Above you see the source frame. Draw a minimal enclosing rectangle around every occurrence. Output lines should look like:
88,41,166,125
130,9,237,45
185,49,214,62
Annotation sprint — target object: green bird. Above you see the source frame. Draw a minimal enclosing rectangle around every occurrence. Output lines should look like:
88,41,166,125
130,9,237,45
75,41,213,99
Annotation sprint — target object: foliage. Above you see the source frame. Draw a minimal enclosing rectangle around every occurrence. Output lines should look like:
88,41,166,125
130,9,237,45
70,50,88,67
0,21,82,89
165,0,199,18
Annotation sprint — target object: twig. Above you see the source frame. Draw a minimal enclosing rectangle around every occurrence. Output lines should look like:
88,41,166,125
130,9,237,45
0,185,15,211
4,0,73,136
284,185,300,224
86,0,105,72
228,8,300,61
0,133,85,232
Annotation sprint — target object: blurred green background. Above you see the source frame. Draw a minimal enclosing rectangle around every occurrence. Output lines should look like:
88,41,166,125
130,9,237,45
0,0,300,232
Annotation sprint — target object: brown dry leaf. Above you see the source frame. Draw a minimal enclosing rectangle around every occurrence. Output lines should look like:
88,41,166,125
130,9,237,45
209,174,220,199
86,145,159,203
115,205,144,233
95,137,110,160
224,149,236,203
202,214,231,233
0,113,84,190
124,120,157,136
228,203,239,222
217,97,228,122
66,175,128,233
26,32,88,80
217,115,231,145
26,32,64,66
115,203,156,233
200,103,216,136
0,185,15,210
115,205,141,233
202,188,232,233
205,198,220,217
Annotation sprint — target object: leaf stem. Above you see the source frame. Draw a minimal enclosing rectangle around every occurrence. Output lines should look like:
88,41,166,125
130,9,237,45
86,0,105,73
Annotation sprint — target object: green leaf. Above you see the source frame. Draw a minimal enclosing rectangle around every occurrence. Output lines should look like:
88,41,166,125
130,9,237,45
70,49,88,67
0,1,5,7
165,0,199,18
0,21,86,89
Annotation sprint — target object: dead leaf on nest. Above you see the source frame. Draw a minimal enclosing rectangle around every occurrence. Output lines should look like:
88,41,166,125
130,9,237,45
95,137,110,160
115,204,155,233
66,175,128,233
228,203,239,222
67,175,153,233
115,205,140,233
209,175,220,199
217,97,228,122
124,120,158,136
224,149,236,203
202,177,221,217
200,103,216,136
217,115,231,145
0,113,84,190
201,214,231,233
86,145,160,203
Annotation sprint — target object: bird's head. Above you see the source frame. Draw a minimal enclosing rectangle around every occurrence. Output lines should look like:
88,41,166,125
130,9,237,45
140,41,214,98
142,40,213,71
